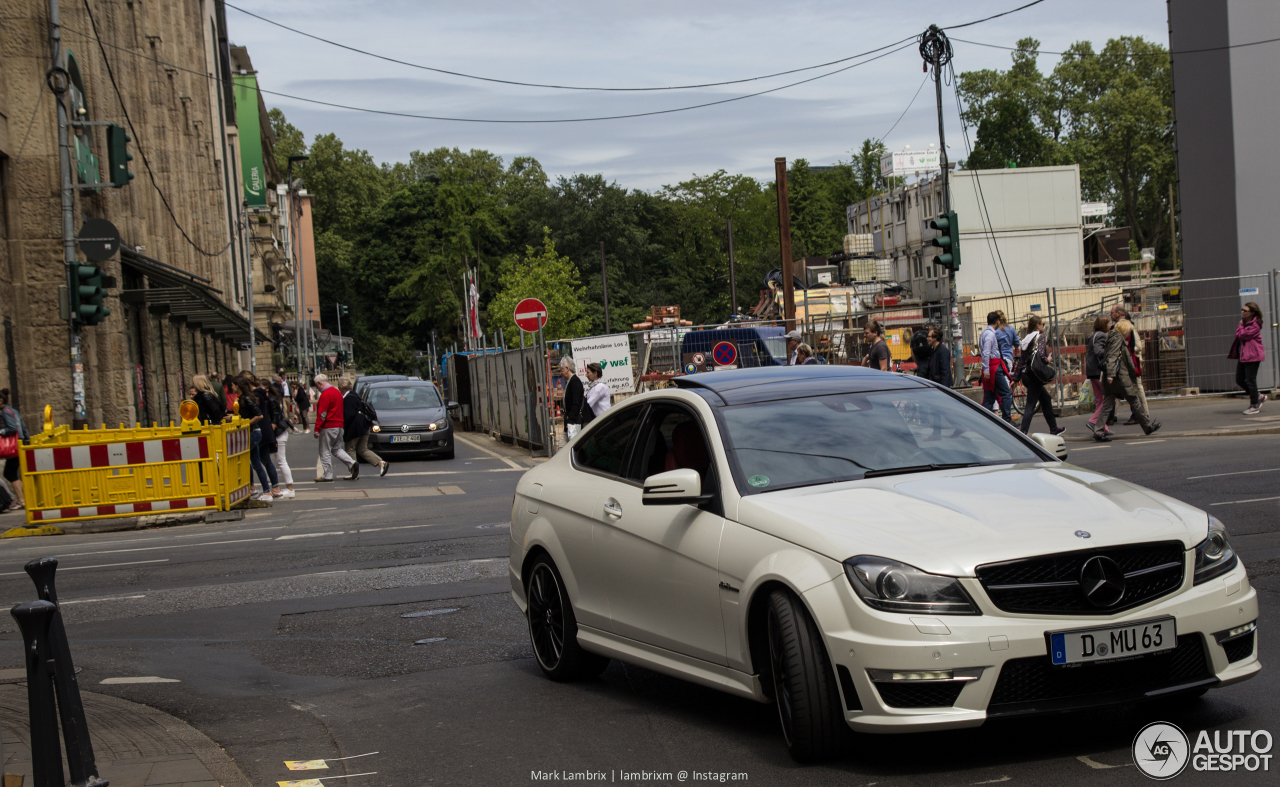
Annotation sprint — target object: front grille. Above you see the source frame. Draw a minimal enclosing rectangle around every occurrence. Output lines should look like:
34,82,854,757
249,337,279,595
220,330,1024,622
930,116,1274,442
1223,632,1255,664
988,634,1210,714
976,541,1185,614
875,680,966,708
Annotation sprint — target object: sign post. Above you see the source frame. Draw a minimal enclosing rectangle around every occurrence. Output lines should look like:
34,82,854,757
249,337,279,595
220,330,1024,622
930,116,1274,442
514,298,551,456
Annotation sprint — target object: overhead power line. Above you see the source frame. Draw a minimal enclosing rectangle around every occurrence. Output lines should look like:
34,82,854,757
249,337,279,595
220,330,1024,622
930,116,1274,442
878,74,929,143
952,34,1280,57
81,0,232,258
63,22,915,124
225,0,1043,93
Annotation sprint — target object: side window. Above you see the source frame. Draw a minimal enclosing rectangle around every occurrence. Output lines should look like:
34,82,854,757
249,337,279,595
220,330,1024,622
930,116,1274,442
627,403,715,493
573,406,644,477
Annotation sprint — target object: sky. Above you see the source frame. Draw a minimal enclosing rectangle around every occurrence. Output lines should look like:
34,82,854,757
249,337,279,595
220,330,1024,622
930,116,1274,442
225,0,1170,191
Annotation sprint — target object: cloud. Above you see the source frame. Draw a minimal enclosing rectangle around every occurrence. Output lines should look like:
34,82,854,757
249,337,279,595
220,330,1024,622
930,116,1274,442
229,0,1170,189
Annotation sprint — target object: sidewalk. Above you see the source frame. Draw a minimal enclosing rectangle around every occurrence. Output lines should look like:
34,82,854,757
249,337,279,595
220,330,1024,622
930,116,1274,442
0,682,250,787
1047,394,1280,442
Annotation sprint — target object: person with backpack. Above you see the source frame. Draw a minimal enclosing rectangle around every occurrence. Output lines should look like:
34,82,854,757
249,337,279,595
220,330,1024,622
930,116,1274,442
1103,320,1161,436
1011,316,1064,436
295,381,312,433
266,382,296,498
1085,316,1115,441
340,378,389,476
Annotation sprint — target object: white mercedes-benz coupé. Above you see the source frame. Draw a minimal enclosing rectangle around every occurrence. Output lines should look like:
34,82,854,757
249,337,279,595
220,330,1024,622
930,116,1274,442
508,366,1259,761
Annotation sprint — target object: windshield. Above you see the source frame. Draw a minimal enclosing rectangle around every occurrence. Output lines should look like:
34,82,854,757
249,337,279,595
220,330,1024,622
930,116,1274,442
761,336,788,363
367,385,442,410
719,388,1042,493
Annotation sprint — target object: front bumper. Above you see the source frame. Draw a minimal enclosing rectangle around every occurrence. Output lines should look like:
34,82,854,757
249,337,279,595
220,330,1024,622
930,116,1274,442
370,429,453,453
803,560,1260,734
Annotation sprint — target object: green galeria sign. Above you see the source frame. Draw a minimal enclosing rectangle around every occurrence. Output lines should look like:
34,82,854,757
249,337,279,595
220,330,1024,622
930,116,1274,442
232,74,267,207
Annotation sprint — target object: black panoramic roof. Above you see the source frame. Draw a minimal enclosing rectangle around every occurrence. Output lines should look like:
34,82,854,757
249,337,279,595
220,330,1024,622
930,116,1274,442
671,365,926,405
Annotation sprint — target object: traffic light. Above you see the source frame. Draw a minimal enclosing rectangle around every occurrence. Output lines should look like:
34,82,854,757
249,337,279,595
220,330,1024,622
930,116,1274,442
107,124,134,187
338,304,349,318
929,210,961,272
71,263,111,325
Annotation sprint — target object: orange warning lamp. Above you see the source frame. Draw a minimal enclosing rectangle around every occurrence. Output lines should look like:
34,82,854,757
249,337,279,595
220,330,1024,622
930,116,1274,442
179,399,200,430
43,404,54,434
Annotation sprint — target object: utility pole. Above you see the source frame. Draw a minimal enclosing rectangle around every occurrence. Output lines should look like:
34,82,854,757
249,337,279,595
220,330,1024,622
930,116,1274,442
727,218,738,319
774,158,796,330
600,241,610,334
920,24,962,386
335,304,345,370
48,0,87,427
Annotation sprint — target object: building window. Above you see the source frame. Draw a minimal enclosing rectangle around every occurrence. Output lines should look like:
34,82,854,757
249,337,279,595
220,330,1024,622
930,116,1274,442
285,283,296,308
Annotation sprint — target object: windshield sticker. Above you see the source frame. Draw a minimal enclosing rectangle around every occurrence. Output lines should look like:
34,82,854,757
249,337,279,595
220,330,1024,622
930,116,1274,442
748,475,770,487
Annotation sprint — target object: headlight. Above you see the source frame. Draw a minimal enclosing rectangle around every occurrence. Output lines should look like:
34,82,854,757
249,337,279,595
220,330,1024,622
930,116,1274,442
1194,516,1237,585
843,556,978,615
371,424,381,433
428,419,447,431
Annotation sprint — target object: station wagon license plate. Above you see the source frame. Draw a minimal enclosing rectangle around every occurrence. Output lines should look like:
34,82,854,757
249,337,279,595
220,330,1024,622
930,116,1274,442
390,435,421,443
1049,617,1176,665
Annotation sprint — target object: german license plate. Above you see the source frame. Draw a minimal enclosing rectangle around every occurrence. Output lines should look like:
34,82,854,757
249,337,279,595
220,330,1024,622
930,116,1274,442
390,435,420,443
1049,617,1176,665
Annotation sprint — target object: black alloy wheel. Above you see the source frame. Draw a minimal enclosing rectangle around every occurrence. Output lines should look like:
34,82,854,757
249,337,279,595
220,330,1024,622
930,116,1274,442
525,555,608,681
765,588,844,762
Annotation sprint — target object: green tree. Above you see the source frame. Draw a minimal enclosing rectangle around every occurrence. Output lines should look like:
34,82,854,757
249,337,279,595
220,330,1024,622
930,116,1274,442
488,229,590,341
267,108,306,174
787,158,843,258
966,96,1064,169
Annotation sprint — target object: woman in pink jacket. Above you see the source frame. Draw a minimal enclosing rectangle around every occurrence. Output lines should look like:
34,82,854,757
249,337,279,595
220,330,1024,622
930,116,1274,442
1229,301,1267,414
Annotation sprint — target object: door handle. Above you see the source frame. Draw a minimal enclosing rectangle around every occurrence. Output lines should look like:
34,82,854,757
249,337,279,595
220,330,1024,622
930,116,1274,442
603,500,622,518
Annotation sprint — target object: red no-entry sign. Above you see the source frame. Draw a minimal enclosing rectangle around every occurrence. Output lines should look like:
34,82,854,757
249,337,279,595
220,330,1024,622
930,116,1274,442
514,298,549,332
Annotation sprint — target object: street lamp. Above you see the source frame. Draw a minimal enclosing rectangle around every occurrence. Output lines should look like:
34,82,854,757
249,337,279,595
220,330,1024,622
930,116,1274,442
307,306,315,374
287,154,309,381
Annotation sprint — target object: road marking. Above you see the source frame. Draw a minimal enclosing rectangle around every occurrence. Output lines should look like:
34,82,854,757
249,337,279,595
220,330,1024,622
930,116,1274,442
1210,496,1280,506
453,433,523,469
297,507,338,512
1128,439,1166,445
360,503,387,508
100,676,180,684
1077,755,1129,770
59,594,146,606
276,531,346,541
1189,467,1280,480
972,778,1011,785
51,537,272,559
1071,446,1110,451
357,523,441,534
0,559,168,576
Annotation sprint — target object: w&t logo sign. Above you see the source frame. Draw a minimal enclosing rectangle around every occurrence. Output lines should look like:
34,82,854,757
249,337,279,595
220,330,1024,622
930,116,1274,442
1133,722,1190,780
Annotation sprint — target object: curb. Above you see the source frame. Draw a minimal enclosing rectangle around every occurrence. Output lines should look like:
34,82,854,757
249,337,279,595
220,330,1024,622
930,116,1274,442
1065,425,1280,443
45,508,244,536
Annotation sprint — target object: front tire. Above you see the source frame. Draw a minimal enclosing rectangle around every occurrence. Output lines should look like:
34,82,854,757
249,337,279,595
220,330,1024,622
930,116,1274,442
766,588,843,762
525,555,608,681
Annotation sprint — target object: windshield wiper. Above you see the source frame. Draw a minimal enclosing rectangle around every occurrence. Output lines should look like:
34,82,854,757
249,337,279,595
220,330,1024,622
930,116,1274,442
863,462,983,479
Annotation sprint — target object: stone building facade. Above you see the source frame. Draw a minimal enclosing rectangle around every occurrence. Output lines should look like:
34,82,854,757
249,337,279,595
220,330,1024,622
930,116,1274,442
0,0,297,430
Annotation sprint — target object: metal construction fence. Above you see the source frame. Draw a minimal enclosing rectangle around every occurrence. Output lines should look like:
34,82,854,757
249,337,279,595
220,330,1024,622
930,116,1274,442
18,404,254,525
453,272,1280,433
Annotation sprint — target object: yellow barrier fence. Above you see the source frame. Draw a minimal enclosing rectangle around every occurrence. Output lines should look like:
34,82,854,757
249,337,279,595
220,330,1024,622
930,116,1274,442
18,402,254,526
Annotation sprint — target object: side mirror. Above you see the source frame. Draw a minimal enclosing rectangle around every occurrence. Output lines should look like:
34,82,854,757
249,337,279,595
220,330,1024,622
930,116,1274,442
448,401,459,409
1030,432,1067,461
642,468,713,506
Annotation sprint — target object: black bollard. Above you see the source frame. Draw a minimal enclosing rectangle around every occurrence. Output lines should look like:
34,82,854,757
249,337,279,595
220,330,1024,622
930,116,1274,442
11,601,64,787
25,558,109,787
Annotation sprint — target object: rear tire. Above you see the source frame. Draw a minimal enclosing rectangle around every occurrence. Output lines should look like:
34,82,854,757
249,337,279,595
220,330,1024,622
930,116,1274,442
766,588,843,762
525,555,609,681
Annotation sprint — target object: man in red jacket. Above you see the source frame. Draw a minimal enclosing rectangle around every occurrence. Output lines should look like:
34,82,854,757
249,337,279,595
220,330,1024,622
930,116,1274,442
312,373,357,481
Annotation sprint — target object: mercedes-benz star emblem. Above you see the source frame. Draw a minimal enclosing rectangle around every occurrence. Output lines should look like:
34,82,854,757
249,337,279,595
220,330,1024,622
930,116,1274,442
1075,530,1091,538
1079,555,1125,607
401,424,409,433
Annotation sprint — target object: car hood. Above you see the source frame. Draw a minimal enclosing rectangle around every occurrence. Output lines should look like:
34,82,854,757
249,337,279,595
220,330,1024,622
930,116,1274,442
372,406,445,425
735,463,1208,576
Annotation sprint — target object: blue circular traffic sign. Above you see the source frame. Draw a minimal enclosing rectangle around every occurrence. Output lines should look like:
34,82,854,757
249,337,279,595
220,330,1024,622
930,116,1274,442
712,341,738,366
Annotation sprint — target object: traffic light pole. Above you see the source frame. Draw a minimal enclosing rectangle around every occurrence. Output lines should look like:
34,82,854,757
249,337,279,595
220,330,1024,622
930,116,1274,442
335,304,344,370
922,24,963,387
48,0,87,427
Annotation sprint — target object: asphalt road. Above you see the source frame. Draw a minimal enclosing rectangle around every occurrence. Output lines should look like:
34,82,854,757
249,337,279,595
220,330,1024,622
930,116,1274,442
1,431,1277,786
